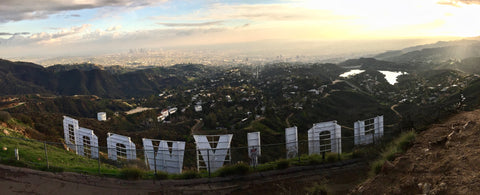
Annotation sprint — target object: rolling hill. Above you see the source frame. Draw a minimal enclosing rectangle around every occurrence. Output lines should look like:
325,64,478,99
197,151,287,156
0,59,214,97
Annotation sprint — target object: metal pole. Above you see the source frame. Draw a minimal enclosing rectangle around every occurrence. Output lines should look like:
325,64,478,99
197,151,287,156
154,150,157,177
153,149,157,183
44,141,49,169
298,141,301,163
337,138,340,160
207,149,211,177
15,148,19,160
98,147,101,174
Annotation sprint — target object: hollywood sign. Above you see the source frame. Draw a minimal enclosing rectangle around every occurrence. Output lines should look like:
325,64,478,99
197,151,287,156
63,115,384,173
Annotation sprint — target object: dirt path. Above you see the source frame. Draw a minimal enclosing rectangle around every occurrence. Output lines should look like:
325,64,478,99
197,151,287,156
390,104,402,119
0,159,367,194
190,119,203,135
0,102,25,110
352,109,480,194
285,113,294,127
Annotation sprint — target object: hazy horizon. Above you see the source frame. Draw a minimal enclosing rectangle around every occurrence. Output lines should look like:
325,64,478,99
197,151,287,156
1,0,479,64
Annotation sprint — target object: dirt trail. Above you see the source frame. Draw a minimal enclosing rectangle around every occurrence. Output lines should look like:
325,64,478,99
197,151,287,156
352,109,480,195
190,119,203,135
285,113,294,127
390,104,402,119
0,159,367,194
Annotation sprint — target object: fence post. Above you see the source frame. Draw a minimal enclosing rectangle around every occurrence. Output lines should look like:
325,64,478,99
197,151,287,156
207,149,211,177
154,150,157,177
372,132,375,145
15,147,19,160
44,141,49,169
298,141,301,163
337,138,341,160
97,147,101,175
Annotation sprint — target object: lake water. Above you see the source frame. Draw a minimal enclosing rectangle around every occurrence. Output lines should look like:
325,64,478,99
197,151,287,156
339,69,408,85
379,71,408,85
339,69,365,78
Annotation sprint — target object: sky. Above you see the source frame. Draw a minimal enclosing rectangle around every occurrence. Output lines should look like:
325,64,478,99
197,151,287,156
0,0,479,59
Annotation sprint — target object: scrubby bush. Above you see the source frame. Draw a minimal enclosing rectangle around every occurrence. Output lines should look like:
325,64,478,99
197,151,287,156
369,130,416,176
40,165,64,173
307,154,323,165
216,162,250,177
276,159,290,169
154,171,168,180
325,153,338,163
0,111,12,122
306,183,329,195
397,130,416,152
178,170,200,179
370,159,384,175
120,167,144,180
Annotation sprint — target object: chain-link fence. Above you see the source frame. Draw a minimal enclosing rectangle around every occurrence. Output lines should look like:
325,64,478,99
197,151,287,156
0,128,399,178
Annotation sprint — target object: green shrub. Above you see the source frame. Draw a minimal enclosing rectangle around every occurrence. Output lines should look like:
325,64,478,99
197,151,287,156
120,167,144,180
307,154,323,165
352,149,363,158
370,159,385,175
381,145,399,161
216,162,250,177
305,182,329,195
397,130,416,152
154,171,168,180
40,165,64,173
276,159,290,170
179,170,200,179
0,111,12,122
325,153,338,163
369,130,416,176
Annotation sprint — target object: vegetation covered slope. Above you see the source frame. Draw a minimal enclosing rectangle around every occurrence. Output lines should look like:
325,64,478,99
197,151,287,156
353,109,480,195
0,59,216,97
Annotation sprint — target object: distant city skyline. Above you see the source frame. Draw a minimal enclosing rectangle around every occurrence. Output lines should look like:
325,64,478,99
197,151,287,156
0,0,479,62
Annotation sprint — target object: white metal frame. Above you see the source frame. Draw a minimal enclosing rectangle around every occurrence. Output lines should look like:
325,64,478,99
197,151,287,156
247,132,261,166
63,116,79,152
107,133,136,161
75,127,99,158
285,127,298,159
142,138,185,174
354,116,384,145
308,121,342,154
193,134,233,172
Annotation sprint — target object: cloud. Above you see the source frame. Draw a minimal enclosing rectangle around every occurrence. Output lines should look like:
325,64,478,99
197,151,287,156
1,24,92,46
106,25,122,31
438,0,480,6
0,32,30,36
0,0,167,23
158,21,223,27
206,4,352,22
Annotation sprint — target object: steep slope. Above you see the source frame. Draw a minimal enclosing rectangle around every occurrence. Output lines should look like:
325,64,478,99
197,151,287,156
374,39,480,62
339,58,413,71
0,59,209,97
352,109,480,194
380,43,480,64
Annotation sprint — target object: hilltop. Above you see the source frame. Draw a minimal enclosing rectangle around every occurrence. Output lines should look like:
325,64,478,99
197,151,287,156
353,109,480,194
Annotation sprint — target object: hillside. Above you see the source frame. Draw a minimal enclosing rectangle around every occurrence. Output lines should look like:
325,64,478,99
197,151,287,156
352,109,480,194
339,58,413,71
374,39,480,63
0,59,213,97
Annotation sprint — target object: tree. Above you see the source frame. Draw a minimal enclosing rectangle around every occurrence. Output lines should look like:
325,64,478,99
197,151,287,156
0,111,12,122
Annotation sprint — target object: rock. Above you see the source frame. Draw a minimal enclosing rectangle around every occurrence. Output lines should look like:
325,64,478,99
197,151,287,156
429,182,447,195
381,160,395,174
447,131,455,140
422,182,432,194
430,136,447,147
